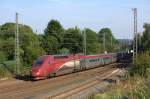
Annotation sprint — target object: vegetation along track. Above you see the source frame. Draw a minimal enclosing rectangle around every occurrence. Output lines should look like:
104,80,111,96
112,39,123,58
0,63,125,99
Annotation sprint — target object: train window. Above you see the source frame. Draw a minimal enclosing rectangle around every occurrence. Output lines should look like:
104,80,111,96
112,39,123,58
54,55,68,59
33,56,47,66
34,59,44,65
89,58,99,62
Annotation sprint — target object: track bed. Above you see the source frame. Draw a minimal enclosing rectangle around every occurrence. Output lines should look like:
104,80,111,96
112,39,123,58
0,63,127,99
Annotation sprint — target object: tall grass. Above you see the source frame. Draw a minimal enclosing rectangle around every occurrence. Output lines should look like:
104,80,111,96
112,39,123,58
0,60,31,78
94,74,150,99
0,60,15,78
93,51,150,99
130,51,150,77
0,64,12,78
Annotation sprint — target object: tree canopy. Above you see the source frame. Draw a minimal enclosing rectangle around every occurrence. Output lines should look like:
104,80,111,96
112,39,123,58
42,20,64,54
44,19,64,43
0,23,45,66
0,20,121,76
85,28,101,54
142,23,150,50
62,27,82,54
98,28,118,52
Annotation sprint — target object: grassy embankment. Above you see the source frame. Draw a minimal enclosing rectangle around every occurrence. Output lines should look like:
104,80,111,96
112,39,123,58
94,51,150,99
0,61,31,79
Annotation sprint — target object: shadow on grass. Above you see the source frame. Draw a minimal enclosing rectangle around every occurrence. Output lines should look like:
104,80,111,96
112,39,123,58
103,78,117,83
14,74,35,81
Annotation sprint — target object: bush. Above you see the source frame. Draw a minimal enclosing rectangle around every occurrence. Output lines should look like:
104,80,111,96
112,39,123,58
58,48,70,55
93,76,150,99
130,51,150,77
93,51,150,99
0,60,31,78
0,64,12,78
0,60,16,78
0,51,7,63
20,65,31,76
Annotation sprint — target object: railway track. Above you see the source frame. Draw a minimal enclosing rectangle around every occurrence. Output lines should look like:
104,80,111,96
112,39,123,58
48,69,120,99
0,63,126,99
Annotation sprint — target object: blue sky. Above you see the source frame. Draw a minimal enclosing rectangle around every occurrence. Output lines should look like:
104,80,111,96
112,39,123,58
0,0,150,39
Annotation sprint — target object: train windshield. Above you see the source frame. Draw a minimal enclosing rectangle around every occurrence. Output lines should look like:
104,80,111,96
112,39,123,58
33,56,47,66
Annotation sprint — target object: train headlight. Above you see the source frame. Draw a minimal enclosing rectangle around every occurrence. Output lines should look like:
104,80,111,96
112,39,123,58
36,70,41,75
36,72,40,75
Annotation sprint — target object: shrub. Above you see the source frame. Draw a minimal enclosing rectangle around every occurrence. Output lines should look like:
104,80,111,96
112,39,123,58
130,51,150,77
58,48,70,55
0,64,12,78
93,76,149,99
93,51,150,99
0,51,7,63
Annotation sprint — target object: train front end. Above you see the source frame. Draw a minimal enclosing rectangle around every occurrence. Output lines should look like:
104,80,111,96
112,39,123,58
31,55,52,80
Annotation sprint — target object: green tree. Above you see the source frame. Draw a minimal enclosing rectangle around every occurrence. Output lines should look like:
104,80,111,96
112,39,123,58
0,38,15,60
142,23,150,50
0,51,7,63
0,23,15,39
98,28,118,52
44,19,64,43
43,19,64,54
0,23,45,66
58,48,70,55
62,27,82,54
41,35,58,54
85,28,101,54
0,25,1,32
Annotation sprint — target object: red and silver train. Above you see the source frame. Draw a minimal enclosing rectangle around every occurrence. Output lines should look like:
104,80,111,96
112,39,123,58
31,53,117,80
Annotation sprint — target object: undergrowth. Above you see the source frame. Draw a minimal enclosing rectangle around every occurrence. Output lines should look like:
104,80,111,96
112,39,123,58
0,60,31,78
93,51,150,99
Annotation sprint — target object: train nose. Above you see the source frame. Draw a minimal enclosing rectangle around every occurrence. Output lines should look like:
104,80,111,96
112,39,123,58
31,68,41,77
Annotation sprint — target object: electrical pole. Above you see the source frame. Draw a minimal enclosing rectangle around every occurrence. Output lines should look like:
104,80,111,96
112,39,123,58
111,36,113,47
111,36,113,52
15,12,20,75
83,29,86,55
132,8,138,64
82,29,87,69
103,33,106,53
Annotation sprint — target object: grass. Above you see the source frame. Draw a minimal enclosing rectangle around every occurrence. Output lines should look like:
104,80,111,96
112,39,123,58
93,74,150,99
93,51,150,99
0,64,12,78
0,60,31,78
0,60,15,78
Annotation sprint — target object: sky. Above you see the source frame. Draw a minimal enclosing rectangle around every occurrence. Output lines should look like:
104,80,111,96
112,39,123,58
0,0,150,39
